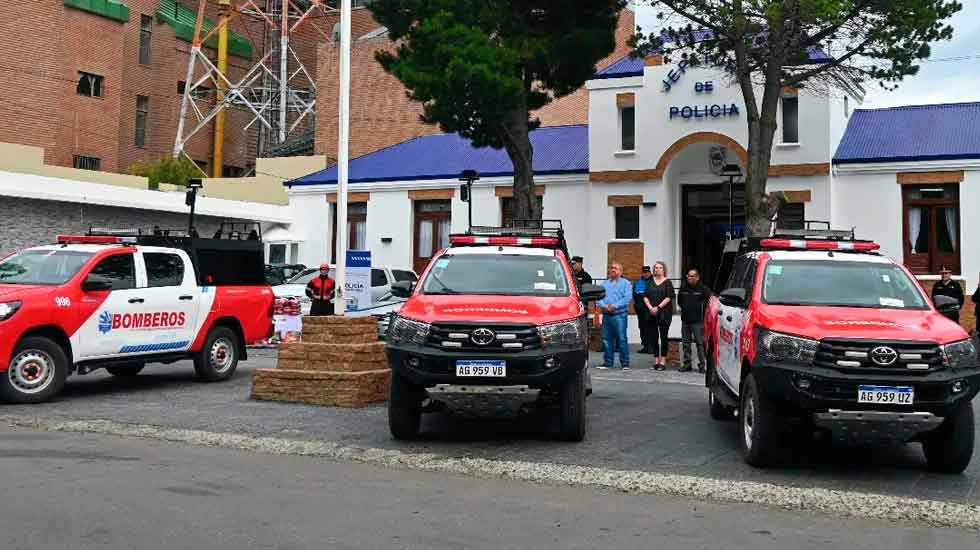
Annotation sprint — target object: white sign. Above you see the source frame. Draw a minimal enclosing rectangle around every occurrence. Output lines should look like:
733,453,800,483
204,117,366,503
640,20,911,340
345,249,372,313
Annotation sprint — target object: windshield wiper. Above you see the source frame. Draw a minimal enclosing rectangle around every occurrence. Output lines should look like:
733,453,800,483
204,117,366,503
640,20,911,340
425,272,459,294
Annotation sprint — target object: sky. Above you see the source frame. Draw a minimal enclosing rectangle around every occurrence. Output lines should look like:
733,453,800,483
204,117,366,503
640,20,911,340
633,1,980,108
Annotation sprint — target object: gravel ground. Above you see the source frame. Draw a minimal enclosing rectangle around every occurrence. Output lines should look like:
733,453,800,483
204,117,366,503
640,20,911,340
2,346,979,519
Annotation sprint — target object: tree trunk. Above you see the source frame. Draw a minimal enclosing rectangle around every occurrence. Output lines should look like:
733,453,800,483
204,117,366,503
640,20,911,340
500,108,541,223
744,113,778,237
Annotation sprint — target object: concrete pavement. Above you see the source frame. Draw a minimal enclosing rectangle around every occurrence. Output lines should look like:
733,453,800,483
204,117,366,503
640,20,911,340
0,425,977,550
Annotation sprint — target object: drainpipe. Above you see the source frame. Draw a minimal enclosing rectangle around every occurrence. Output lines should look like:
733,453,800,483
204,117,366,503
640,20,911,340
213,0,231,178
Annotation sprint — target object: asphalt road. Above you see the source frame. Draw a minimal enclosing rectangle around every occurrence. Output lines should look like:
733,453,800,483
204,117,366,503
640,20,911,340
0,425,977,550
2,346,979,506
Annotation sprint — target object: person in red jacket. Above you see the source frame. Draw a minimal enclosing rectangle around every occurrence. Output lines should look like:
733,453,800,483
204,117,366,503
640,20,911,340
305,262,336,316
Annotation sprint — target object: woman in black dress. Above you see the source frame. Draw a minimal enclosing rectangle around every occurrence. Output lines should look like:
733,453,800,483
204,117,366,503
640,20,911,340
643,261,676,371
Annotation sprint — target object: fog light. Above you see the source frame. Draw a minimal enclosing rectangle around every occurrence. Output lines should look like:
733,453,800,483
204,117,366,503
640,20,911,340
407,357,421,368
952,380,966,394
544,357,557,369
798,378,811,390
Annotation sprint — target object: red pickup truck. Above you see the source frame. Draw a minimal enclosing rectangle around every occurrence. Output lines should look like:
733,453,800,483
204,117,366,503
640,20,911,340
0,231,274,403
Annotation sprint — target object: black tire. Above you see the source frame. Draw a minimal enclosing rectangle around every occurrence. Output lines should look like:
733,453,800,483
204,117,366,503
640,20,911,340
923,404,975,474
388,372,423,440
740,373,782,467
0,336,68,404
707,366,735,421
558,367,587,442
105,363,145,377
193,326,240,382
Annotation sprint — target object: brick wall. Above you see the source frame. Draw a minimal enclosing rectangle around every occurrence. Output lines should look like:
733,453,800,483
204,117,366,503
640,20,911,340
0,196,230,254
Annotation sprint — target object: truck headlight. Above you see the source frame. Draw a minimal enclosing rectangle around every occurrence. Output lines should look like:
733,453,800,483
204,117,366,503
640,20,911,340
538,317,588,349
757,328,818,364
386,315,430,345
0,301,21,321
942,339,977,369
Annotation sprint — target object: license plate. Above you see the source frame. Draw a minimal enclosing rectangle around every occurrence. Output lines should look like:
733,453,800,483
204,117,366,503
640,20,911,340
456,360,506,377
858,385,914,405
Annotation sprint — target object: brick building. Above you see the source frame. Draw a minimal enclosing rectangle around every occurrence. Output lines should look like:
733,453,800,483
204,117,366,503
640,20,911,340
0,0,330,176
314,7,637,162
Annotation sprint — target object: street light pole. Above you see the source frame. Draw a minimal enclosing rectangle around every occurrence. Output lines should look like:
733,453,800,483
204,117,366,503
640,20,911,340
458,170,480,232
334,0,352,316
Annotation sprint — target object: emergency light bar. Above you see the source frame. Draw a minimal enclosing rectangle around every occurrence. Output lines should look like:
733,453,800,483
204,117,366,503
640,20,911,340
57,235,137,245
450,235,560,247
761,238,880,251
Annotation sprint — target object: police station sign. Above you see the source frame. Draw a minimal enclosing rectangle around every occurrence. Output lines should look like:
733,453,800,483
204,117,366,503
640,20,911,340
664,65,741,120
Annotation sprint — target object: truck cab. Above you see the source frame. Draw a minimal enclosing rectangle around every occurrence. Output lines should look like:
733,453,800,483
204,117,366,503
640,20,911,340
384,222,605,441
704,228,980,473
0,231,274,403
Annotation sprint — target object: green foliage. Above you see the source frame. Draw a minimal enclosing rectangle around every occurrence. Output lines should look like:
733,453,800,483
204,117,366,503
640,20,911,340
370,0,625,149
128,156,202,190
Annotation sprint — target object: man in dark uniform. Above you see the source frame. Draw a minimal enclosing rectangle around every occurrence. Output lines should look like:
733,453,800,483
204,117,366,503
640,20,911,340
932,265,964,324
305,262,336,316
571,256,592,288
634,266,652,353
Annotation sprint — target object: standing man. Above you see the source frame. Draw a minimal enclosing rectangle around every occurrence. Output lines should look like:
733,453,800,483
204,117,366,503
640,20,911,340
932,265,964,324
306,262,336,316
634,266,652,354
571,256,592,288
677,268,711,373
596,263,633,370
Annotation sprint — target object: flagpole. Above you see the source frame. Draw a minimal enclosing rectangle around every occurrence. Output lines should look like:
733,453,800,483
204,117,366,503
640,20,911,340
334,0,352,316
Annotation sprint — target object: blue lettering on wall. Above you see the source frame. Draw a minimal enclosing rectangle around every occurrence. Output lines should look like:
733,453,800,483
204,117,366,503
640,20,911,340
661,60,689,92
668,103,741,120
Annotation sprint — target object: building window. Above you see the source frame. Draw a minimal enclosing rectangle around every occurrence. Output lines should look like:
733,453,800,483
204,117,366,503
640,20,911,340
781,92,799,143
72,155,101,171
903,185,960,274
135,95,149,148
139,14,153,65
223,165,246,178
413,200,451,274
617,92,636,152
614,206,640,240
268,244,287,265
330,202,368,263
77,72,103,98
500,195,543,227
177,81,211,98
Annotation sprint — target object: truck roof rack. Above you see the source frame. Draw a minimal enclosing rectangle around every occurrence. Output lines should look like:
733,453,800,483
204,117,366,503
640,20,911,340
451,219,569,258
769,220,855,241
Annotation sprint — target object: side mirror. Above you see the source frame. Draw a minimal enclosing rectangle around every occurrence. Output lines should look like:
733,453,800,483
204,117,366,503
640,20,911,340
81,275,113,292
934,295,961,319
389,280,415,298
719,287,747,308
579,283,606,302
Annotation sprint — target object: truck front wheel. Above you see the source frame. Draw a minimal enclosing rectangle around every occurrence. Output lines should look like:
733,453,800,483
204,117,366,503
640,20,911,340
557,367,587,442
740,373,782,467
193,326,241,382
923,404,975,474
388,372,423,440
0,337,68,404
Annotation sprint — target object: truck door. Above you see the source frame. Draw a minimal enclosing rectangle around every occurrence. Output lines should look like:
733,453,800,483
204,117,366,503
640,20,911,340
717,256,755,395
133,250,200,354
73,251,141,360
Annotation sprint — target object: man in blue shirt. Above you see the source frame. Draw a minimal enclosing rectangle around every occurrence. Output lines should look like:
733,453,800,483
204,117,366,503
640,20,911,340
596,263,633,370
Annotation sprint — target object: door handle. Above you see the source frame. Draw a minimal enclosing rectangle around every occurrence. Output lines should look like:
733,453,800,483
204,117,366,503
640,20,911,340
179,295,194,301
128,298,144,304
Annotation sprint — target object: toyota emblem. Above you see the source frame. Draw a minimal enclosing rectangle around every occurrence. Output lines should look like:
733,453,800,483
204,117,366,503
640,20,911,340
870,346,899,366
471,328,496,346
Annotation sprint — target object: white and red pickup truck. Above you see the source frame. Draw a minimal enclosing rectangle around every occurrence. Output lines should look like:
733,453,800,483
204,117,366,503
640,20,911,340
0,231,274,403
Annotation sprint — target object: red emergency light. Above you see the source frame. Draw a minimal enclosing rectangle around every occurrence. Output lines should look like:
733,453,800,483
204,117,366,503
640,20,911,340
57,235,137,245
761,238,880,251
450,235,560,247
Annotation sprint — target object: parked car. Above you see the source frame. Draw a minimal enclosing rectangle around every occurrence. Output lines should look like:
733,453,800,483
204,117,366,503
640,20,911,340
272,266,418,315
0,231,274,403
264,264,306,286
704,227,980,473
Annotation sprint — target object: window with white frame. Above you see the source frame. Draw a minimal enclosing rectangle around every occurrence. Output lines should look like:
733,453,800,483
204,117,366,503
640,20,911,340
617,92,635,152
781,89,799,143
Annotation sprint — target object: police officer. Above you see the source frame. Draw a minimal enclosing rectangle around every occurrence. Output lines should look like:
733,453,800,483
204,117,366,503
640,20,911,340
932,265,964,324
571,256,592,288
305,262,336,316
634,266,652,353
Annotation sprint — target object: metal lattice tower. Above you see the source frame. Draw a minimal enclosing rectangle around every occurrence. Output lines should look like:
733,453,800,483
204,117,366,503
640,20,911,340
173,0,337,172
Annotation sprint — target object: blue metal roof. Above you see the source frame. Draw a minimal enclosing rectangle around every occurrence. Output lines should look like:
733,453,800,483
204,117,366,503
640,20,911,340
594,56,645,79
834,102,980,164
289,125,589,186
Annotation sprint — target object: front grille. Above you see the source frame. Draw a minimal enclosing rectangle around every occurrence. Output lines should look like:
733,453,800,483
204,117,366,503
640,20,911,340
815,339,942,373
426,322,541,353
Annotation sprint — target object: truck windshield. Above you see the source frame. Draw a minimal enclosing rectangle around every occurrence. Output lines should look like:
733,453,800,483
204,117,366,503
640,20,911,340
762,260,928,310
0,250,94,285
421,254,570,296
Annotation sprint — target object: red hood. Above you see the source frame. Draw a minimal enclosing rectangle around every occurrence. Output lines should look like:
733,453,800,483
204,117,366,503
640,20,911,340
758,305,968,345
398,294,582,324
0,283,53,301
